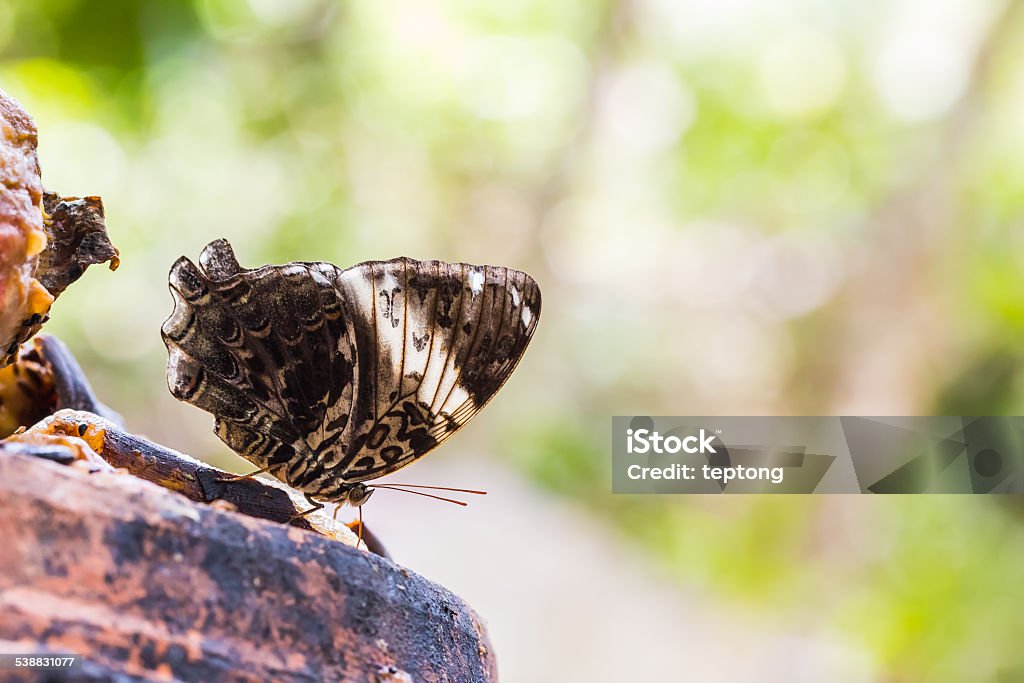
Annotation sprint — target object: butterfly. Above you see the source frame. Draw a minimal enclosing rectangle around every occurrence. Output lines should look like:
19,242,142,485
161,239,541,516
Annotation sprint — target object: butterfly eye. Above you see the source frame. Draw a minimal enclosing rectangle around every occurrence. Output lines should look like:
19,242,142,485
348,483,373,507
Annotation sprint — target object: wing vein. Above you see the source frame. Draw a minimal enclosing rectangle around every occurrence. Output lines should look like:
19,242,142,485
435,265,508,417
417,260,441,405
370,262,379,421
425,262,467,416
398,259,408,401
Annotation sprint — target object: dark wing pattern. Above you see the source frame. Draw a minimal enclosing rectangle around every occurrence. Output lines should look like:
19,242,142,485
162,240,356,488
162,240,541,503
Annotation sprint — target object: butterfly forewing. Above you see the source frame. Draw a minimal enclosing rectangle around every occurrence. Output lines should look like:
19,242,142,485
162,241,541,501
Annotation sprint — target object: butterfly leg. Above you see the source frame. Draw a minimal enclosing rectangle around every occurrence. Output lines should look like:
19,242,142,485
332,505,365,551
357,506,364,550
217,464,275,483
287,493,325,523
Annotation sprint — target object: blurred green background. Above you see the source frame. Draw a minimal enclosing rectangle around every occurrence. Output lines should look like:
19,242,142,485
5,0,1024,680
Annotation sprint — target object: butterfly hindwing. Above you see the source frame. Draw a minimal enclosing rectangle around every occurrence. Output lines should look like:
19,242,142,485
163,240,357,476
163,241,541,500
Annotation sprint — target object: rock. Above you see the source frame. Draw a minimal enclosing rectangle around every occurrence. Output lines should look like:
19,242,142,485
0,451,498,682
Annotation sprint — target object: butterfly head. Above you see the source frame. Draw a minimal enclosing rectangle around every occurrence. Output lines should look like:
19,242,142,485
343,482,374,507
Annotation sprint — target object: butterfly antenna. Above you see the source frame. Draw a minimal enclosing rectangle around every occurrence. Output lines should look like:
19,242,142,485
371,485,470,506
375,483,487,495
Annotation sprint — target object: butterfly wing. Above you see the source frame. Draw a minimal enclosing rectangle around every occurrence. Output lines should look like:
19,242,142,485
163,241,541,499
162,240,357,484
327,258,541,483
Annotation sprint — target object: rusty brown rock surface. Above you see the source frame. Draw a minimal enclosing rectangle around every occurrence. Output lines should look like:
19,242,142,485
0,452,498,682
0,89,51,367
0,91,119,368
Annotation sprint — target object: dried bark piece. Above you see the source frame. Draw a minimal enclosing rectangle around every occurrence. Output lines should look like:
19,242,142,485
38,192,119,298
0,90,118,368
0,452,497,681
